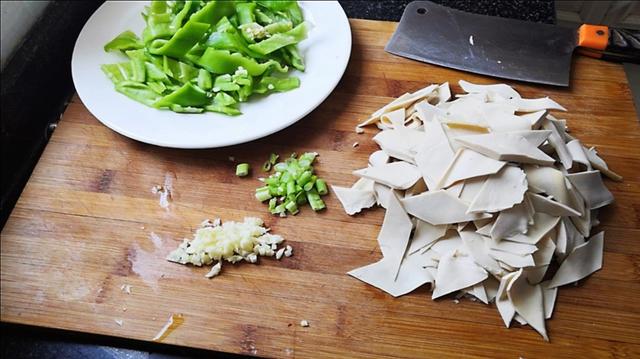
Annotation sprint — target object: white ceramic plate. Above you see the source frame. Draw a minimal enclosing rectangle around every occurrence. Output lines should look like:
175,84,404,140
72,1,351,148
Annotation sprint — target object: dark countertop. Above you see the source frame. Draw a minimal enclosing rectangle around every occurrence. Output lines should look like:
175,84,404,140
0,1,554,358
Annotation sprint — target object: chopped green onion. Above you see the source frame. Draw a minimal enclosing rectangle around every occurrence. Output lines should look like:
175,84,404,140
262,161,272,172
255,186,272,202
297,170,312,186
315,179,328,195
255,151,328,216
285,201,298,215
236,163,250,177
274,162,288,172
286,181,296,195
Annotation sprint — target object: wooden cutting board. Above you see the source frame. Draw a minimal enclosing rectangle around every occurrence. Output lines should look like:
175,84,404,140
2,19,640,358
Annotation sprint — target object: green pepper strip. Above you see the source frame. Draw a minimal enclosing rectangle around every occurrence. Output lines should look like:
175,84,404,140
235,2,256,25
101,63,132,84
195,49,286,76
197,69,213,90
189,0,235,26
206,17,265,59
154,82,209,108
163,56,199,83
265,21,292,35
248,22,308,55
115,81,162,106
149,20,210,58
170,0,192,31
254,76,300,94
142,2,173,44
104,31,144,52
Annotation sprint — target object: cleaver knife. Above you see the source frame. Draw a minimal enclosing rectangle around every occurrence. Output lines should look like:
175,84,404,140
386,1,640,86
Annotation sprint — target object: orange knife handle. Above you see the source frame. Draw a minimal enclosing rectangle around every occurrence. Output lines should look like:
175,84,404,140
577,24,640,63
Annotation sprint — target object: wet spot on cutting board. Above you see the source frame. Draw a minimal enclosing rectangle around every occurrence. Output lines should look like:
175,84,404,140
239,324,258,355
94,169,114,193
336,304,348,337
332,131,346,151
94,274,112,304
111,247,134,276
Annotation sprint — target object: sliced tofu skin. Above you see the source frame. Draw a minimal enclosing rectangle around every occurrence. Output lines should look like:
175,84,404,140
459,231,504,277
542,118,573,169
566,140,591,170
341,82,617,341
504,130,552,147
585,147,623,181
368,150,390,167
566,170,615,210
432,249,488,300
511,96,567,112
541,281,558,320
549,232,604,288
402,190,492,225
353,162,421,190
496,271,520,327
520,110,548,129
467,166,528,213
348,250,436,298
490,202,530,240
408,220,448,254
455,133,556,165
373,127,424,163
437,148,506,189
524,165,573,207
458,80,522,100
331,185,376,216
507,269,549,341
375,191,414,280
445,181,464,198
527,192,582,217
505,213,560,245
486,238,537,256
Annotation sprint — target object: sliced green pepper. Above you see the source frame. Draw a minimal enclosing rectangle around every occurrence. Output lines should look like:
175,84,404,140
197,69,213,90
206,17,265,59
147,81,167,94
254,8,274,25
235,2,256,25
248,22,308,55
189,0,235,26
170,0,193,31
214,92,237,106
170,104,204,113
154,82,210,108
149,20,210,58
142,2,173,44
101,63,133,84
195,49,286,75
284,45,304,71
265,20,293,35
145,61,170,82
254,76,300,94
115,81,162,106
213,74,240,91
163,56,199,83
104,31,144,52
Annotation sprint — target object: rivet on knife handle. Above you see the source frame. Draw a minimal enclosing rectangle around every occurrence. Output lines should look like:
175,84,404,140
577,24,640,63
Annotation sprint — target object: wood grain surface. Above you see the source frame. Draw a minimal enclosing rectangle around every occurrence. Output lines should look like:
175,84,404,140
2,19,640,358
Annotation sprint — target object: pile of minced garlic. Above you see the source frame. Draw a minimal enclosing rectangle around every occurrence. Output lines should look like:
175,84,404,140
167,217,292,278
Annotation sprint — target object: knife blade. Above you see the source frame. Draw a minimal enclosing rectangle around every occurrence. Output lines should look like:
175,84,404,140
385,1,640,86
